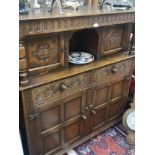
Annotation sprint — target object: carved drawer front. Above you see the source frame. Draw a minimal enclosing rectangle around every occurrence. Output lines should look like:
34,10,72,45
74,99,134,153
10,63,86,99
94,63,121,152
25,33,65,76
93,59,133,84
101,25,125,56
32,72,90,104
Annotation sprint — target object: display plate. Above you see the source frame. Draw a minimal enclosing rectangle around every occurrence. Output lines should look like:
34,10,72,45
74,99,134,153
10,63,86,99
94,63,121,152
69,52,94,65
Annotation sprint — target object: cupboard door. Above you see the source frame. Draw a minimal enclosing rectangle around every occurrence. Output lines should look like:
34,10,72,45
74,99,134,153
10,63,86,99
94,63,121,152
108,76,132,120
90,83,110,131
101,24,132,57
90,75,132,131
25,33,65,76
62,91,86,146
101,25,125,57
31,100,62,155
31,91,86,155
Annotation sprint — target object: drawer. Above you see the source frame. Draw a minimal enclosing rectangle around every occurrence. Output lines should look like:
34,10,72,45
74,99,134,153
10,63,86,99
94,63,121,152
93,59,134,83
32,72,90,104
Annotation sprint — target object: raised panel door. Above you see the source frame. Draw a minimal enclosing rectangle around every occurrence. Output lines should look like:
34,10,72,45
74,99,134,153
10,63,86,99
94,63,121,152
90,83,110,131
30,91,86,155
62,91,86,146
108,76,132,120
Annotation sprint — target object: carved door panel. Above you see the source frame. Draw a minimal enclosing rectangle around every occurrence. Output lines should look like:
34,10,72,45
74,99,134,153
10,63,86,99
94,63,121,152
101,25,126,57
31,91,86,155
107,76,132,120
90,83,110,132
25,33,65,76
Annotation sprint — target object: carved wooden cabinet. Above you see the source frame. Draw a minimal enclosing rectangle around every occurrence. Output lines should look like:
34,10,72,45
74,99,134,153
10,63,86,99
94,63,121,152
19,6,135,155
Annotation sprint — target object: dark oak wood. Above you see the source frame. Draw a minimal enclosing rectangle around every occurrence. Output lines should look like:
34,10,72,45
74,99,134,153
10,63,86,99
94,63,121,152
19,6,135,155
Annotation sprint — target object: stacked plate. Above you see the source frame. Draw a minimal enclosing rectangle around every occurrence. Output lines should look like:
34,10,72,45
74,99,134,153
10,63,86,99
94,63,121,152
69,52,94,65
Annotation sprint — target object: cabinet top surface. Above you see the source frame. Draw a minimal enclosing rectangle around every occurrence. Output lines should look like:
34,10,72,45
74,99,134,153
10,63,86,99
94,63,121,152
19,6,135,21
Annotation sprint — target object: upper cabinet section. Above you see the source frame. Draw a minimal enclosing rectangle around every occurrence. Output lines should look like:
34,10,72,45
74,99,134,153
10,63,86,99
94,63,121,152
19,6,135,40
19,6,134,86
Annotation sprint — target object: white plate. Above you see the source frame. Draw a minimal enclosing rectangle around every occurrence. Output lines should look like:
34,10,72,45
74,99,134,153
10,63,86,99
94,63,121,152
69,52,94,65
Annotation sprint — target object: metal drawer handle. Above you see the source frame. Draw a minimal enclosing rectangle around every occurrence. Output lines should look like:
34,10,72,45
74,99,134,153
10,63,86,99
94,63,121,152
85,106,89,110
91,109,96,115
81,115,87,120
89,104,93,108
111,67,118,74
59,83,67,91
126,76,132,81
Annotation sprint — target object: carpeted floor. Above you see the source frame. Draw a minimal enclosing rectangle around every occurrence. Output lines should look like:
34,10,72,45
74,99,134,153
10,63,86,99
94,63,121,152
73,123,135,155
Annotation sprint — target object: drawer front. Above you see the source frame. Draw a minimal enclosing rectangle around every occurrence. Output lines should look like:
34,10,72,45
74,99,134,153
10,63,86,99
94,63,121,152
32,72,90,104
93,59,134,83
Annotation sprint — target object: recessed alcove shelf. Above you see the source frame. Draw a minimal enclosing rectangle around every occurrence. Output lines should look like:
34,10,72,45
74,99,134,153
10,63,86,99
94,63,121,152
69,29,99,59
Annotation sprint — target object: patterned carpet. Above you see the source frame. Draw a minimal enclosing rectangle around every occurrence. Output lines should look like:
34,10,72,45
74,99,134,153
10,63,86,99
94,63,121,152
73,123,135,155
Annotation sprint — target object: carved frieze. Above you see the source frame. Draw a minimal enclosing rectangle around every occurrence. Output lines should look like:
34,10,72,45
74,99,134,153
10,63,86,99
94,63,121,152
20,12,135,37
32,73,90,103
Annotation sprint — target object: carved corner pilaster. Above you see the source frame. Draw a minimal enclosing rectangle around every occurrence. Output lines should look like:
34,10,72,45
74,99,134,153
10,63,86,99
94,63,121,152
19,41,29,86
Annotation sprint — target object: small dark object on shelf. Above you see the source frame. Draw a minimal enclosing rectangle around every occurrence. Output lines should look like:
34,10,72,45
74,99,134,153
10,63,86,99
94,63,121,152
19,0,29,14
113,4,132,9
48,0,63,12
99,0,106,9
99,0,132,10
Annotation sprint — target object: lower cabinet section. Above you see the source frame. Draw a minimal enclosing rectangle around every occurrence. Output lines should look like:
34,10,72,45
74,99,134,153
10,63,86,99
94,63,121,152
20,56,131,155
20,71,132,155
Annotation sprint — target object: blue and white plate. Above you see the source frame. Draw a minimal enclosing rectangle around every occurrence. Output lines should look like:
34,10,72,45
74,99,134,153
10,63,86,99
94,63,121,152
69,52,94,65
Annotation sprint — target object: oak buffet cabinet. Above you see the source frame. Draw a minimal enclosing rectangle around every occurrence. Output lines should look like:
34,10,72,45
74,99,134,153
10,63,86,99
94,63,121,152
19,6,135,155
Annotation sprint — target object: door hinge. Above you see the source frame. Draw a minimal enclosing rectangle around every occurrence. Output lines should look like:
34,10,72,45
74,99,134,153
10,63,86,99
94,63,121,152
29,105,40,121
29,112,39,120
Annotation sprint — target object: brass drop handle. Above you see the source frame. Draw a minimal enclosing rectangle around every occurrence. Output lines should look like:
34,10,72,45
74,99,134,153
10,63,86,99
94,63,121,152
81,115,87,120
111,67,118,74
91,109,96,115
59,83,67,91
126,76,132,81
89,104,93,108
85,107,89,110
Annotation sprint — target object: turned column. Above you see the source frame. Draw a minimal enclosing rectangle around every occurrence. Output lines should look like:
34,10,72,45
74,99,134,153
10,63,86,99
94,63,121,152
19,41,28,85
